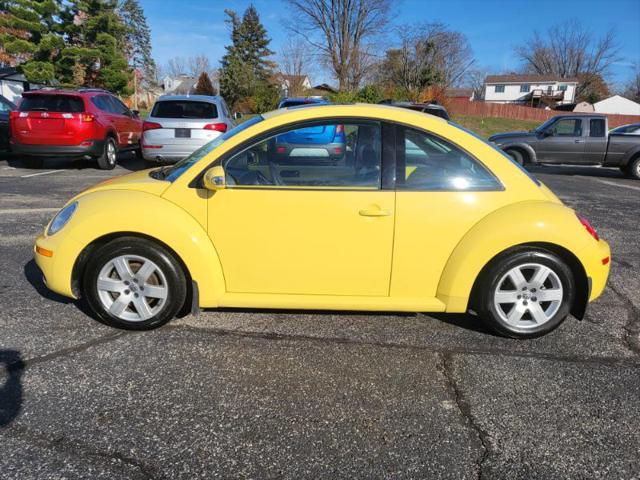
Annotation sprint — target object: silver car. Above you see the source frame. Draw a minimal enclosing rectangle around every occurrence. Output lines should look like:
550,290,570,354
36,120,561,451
142,95,235,163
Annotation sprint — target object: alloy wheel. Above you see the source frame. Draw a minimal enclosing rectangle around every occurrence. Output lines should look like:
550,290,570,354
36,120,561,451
96,254,168,321
107,141,117,165
493,262,563,329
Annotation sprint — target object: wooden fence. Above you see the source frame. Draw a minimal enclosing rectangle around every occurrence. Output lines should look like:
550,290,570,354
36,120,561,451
448,99,640,128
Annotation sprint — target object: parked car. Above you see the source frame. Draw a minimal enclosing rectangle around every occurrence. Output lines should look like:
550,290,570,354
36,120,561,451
489,115,640,179
142,95,235,164
9,88,142,169
610,123,640,135
273,97,345,161
378,100,450,120
35,104,610,339
0,94,16,151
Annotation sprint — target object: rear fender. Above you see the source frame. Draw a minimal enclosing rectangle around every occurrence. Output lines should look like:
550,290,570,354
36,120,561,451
436,201,593,312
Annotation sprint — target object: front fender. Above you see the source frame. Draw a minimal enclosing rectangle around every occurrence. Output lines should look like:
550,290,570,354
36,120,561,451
500,142,538,163
40,190,225,306
436,201,593,312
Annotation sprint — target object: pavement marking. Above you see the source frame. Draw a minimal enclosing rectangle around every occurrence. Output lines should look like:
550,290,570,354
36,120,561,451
591,178,640,192
20,170,64,178
0,207,59,214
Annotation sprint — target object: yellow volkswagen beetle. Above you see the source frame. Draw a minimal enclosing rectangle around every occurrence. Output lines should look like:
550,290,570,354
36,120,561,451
34,104,611,338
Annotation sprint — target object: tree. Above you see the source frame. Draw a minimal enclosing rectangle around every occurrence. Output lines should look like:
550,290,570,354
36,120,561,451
119,0,154,80
166,56,186,77
465,67,489,100
279,38,312,97
285,0,392,91
622,64,640,103
0,0,62,82
194,71,216,95
187,54,211,77
514,20,619,100
219,5,276,111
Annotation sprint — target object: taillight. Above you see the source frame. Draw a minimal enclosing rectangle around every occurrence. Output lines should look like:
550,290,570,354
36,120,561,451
577,213,599,241
81,113,94,122
143,121,162,131
276,145,287,154
335,124,344,133
203,122,227,132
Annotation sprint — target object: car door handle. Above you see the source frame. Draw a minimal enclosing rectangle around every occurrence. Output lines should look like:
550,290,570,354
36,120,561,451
574,139,584,143
359,208,392,217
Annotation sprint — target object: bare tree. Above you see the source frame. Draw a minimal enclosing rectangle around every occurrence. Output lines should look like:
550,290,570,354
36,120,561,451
622,64,640,103
423,23,474,88
166,57,187,77
188,54,212,77
279,39,312,96
284,0,392,91
514,20,619,99
464,67,489,100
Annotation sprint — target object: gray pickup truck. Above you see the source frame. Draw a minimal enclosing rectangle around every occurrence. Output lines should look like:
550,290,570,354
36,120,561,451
489,114,640,179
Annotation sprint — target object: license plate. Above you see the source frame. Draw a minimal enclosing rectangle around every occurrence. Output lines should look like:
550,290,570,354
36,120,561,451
175,128,191,138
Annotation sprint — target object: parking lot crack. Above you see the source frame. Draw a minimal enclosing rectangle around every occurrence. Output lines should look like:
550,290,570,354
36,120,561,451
608,284,640,355
437,352,490,480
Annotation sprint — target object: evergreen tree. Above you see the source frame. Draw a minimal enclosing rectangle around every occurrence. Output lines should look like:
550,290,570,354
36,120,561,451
118,0,154,82
58,0,131,94
219,5,277,111
194,71,216,96
0,0,62,83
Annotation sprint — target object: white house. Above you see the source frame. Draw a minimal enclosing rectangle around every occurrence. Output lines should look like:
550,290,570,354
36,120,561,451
593,95,640,115
484,74,578,107
275,74,312,96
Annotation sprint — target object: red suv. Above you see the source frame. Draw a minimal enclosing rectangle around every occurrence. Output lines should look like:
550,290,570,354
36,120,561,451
10,88,143,169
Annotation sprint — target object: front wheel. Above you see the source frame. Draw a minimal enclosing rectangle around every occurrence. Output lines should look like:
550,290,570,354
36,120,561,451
505,148,524,165
475,249,575,339
83,237,187,330
624,157,640,180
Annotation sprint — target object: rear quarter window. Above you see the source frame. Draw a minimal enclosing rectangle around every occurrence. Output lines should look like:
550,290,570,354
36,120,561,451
151,101,218,119
19,95,84,113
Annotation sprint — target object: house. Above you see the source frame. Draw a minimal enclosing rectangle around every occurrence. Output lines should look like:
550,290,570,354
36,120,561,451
446,88,475,101
0,67,33,103
483,74,578,108
274,74,312,96
593,95,640,115
163,74,198,95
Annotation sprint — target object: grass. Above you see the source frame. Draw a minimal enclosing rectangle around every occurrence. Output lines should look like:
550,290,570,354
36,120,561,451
451,114,541,139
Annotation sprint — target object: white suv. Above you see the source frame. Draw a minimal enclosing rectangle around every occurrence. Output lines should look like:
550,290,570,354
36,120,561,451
142,95,235,164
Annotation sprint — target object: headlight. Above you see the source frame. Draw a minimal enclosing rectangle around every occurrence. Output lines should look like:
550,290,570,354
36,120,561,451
47,201,78,236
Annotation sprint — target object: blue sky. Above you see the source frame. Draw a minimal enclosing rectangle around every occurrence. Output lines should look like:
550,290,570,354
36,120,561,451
140,0,640,88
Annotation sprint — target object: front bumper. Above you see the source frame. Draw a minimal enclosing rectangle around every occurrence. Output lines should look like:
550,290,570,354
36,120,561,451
12,140,105,158
34,233,82,299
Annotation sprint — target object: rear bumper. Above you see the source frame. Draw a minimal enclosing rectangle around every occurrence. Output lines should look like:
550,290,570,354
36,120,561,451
142,142,208,163
11,140,104,157
579,239,611,303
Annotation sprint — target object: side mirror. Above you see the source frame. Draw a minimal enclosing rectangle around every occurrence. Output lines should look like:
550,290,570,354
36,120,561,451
131,110,140,118
542,129,553,138
233,112,243,120
203,165,226,191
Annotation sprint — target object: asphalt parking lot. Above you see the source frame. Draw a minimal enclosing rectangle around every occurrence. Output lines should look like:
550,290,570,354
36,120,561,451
1,154,639,479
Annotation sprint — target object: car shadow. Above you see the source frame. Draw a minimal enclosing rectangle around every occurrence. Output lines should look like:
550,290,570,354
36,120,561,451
527,164,627,179
6,151,146,172
429,312,498,336
0,350,25,427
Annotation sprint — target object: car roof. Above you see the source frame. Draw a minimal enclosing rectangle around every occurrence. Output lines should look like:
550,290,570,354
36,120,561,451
23,88,109,97
156,95,222,103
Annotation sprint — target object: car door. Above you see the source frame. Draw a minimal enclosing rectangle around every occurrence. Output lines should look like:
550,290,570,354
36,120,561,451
535,117,585,163
206,120,395,296
583,118,607,164
391,125,509,299
107,96,139,147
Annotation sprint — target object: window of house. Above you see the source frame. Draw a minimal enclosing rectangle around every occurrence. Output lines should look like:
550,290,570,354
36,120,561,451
494,84,505,93
520,84,530,93
558,84,568,91
546,86,553,94
224,122,381,189
396,127,501,191
589,119,605,137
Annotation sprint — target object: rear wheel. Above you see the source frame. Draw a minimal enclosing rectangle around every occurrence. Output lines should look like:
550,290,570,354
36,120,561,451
475,248,575,339
83,237,187,330
96,137,117,170
625,156,640,180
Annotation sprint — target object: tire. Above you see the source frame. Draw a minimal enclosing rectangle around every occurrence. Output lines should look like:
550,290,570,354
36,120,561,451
96,137,118,170
625,156,640,180
82,237,187,330
475,248,575,339
505,148,524,165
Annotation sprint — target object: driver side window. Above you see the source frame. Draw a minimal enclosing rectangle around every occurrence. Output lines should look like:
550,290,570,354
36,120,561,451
224,122,381,189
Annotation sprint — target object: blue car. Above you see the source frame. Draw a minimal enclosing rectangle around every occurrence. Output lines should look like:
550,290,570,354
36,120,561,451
273,98,346,161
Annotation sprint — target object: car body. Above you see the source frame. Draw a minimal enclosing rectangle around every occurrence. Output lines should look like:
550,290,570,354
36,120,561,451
611,123,640,135
378,100,450,120
489,115,640,179
34,104,611,338
0,94,16,151
9,88,142,169
273,97,345,160
142,95,235,164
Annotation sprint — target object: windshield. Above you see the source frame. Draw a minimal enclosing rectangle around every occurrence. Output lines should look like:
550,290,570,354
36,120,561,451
533,117,555,132
163,115,264,182
448,121,541,186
